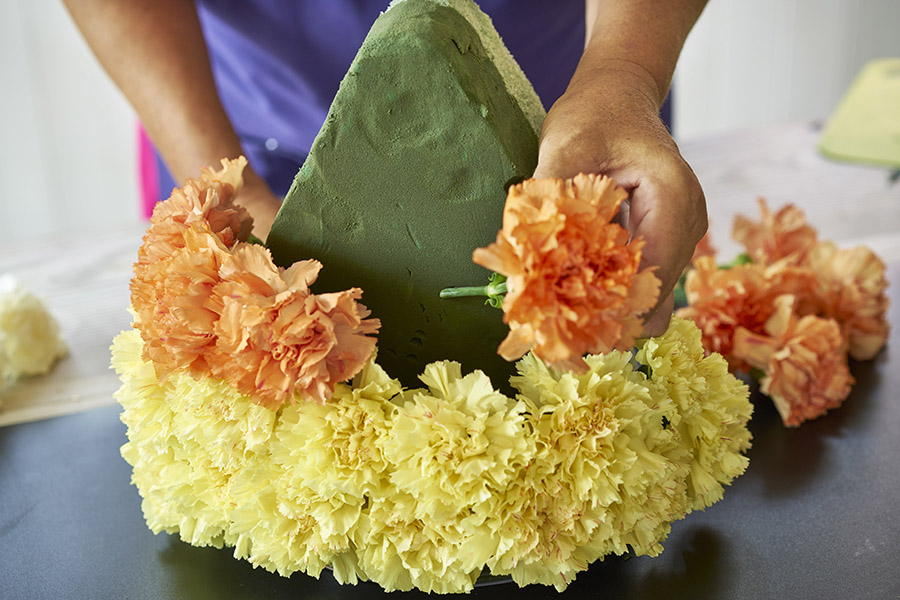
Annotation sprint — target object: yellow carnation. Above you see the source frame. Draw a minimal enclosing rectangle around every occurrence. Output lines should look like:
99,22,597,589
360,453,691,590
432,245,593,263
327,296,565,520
274,358,399,501
226,459,341,578
114,330,278,548
234,359,400,581
114,331,229,546
636,316,753,508
364,362,533,591
353,491,483,593
0,275,67,385
384,362,532,522
495,351,690,589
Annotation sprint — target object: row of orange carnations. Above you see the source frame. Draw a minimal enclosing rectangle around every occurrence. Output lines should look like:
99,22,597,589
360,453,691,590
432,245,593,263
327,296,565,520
678,200,889,426
134,164,662,411
133,158,888,429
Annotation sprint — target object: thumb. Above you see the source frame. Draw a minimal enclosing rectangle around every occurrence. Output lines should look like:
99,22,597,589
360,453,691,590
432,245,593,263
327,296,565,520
642,290,674,338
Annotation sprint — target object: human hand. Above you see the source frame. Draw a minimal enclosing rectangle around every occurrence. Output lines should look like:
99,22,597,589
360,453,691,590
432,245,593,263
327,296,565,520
533,65,707,336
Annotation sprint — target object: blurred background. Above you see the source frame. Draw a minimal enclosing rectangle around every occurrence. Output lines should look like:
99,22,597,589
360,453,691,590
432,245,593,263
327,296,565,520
2,0,899,244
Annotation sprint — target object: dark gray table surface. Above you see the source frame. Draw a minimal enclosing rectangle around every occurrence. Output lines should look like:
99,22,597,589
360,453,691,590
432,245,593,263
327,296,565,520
2,264,899,600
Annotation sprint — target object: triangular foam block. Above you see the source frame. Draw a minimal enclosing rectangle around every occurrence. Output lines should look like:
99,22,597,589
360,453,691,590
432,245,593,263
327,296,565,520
267,0,544,388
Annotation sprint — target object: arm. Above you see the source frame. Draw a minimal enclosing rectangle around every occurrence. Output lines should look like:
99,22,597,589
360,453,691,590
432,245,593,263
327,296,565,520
534,0,709,335
62,0,281,237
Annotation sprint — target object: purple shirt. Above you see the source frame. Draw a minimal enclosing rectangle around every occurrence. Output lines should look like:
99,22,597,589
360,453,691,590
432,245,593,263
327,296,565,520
185,0,586,196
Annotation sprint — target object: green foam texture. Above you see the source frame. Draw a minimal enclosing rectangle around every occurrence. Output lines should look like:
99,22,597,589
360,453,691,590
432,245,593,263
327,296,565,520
267,0,540,389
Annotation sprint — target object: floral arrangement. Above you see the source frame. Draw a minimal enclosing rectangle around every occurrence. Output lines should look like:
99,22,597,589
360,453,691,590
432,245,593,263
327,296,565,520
677,200,890,427
0,274,67,389
112,159,752,593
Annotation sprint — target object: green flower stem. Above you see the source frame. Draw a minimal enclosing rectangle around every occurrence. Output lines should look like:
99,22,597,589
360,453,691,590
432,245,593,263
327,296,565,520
439,282,507,298
673,271,688,308
440,274,507,308
721,252,752,269
440,286,486,298
748,367,766,381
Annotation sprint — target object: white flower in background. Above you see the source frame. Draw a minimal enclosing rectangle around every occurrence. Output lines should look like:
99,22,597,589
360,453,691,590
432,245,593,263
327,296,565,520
0,275,67,385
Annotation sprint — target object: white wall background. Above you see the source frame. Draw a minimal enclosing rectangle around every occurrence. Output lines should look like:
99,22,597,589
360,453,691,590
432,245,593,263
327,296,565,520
2,0,899,244
674,0,900,138
1,1,138,245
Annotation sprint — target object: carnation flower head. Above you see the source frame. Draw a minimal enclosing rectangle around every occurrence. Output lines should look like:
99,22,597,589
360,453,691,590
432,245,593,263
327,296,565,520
131,157,380,409
353,491,484,593
132,223,227,378
732,294,853,427
274,358,398,503
806,241,889,360
228,462,337,578
141,156,253,261
493,350,694,589
0,275,67,383
677,253,820,366
132,157,252,370
207,243,380,408
636,317,752,508
384,361,531,523
114,330,265,548
728,199,887,362
676,257,776,366
473,174,660,372
367,362,534,590
732,198,817,265
166,359,278,472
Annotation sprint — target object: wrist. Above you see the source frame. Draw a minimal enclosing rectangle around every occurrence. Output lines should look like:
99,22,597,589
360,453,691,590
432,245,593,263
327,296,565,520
567,58,664,113
535,68,678,180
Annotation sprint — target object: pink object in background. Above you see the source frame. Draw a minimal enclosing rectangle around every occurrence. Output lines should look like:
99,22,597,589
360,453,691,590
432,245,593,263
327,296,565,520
137,124,159,220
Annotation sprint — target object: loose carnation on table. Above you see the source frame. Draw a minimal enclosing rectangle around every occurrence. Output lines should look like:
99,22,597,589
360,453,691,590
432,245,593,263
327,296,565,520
112,158,753,593
0,275,68,389
677,198,889,427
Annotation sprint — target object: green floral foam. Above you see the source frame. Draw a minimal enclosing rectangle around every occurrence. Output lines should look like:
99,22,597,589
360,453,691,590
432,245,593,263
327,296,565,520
268,0,544,388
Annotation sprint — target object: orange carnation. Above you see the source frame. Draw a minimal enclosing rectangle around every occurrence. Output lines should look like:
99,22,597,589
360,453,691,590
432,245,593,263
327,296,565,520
130,157,380,409
676,257,776,367
678,198,889,427
732,295,853,427
132,157,253,344
806,241,890,360
472,174,660,372
208,244,380,408
138,157,253,265
732,198,817,265
676,256,818,368
133,224,228,378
